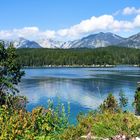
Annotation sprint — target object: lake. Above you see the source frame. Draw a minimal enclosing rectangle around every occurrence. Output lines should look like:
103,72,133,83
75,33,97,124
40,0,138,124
19,66,140,124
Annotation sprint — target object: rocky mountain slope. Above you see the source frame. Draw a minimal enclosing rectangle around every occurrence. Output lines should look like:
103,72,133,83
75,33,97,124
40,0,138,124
0,32,140,49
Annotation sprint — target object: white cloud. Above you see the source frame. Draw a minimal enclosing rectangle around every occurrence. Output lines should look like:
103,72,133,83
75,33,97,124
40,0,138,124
134,15,140,27
55,14,139,39
57,15,115,38
0,27,39,39
41,30,56,39
13,27,39,38
123,7,140,15
0,30,12,38
0,12,140,40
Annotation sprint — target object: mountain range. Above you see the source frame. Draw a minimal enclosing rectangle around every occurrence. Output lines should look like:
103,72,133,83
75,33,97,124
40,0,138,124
0,32,140,49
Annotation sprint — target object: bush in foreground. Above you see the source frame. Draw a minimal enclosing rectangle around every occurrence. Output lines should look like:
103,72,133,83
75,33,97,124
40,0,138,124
0,101,69,140
59,92,140,140
1,94,140,140
59,112,140,139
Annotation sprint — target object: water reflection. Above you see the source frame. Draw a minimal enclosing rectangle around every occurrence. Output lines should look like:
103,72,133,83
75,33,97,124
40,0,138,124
20,78,103,109
19,67,140,123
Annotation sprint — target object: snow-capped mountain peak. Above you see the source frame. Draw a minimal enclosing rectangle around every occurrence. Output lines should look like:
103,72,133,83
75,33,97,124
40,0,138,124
36,38,64,48
13,37,42,48
0,32,140,49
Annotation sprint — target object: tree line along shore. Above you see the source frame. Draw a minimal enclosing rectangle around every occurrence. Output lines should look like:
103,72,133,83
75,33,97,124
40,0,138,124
16,46,140,67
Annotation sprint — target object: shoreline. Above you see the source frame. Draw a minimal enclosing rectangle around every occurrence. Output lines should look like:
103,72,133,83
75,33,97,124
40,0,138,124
23,64,140,69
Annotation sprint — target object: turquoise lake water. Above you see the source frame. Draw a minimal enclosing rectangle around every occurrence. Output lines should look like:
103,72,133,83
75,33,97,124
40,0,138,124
19,66,140,124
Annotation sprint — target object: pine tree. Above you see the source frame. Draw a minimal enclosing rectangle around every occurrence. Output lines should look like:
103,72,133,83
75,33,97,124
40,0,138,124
0,43,24,106
99,93,119,113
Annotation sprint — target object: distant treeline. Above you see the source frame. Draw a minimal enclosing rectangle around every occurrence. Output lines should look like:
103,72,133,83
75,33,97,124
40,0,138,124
16,46,140,66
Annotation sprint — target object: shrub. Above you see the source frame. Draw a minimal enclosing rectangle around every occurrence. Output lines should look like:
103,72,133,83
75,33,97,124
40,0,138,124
134,83,140,115
119,90,128,110
0,100,70,140
99,93,120,113
59,112,140,139
59,93,140,139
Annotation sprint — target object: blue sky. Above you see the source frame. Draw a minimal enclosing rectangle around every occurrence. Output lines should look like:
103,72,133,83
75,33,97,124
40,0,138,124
0,0,140,40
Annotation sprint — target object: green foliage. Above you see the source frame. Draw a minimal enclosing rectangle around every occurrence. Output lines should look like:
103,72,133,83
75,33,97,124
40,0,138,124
0,43,24,107
99,93,120,113
16,46,140,66
119,90,128,110
60,112,140,139
47,99,70,131
59,93,140,139
1,93,140,139
0,100,70,140
134,84,140,115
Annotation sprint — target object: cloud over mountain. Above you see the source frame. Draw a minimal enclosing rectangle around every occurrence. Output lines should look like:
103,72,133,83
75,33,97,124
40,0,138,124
0,7,140,40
